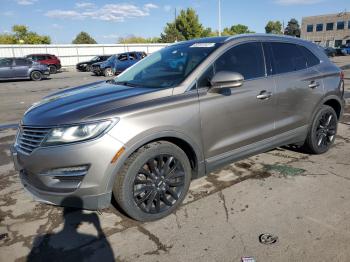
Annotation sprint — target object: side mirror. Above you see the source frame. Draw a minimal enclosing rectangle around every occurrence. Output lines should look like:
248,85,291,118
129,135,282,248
210,71,244,89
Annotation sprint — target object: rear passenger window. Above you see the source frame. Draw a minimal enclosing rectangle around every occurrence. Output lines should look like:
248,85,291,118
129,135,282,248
297,46,320,67
215,42,265,80
270,42,307,74
15,58,30,66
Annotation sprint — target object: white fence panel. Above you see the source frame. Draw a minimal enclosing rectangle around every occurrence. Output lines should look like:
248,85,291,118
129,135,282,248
0,43,169,67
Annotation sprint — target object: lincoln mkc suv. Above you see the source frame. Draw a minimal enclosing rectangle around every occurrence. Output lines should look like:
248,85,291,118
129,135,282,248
11,35,345,221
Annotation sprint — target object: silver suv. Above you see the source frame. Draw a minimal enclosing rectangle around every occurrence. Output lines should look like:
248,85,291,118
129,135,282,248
11,35,345,221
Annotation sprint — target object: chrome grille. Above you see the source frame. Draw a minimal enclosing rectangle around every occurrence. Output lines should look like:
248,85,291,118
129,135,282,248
17,126,51,154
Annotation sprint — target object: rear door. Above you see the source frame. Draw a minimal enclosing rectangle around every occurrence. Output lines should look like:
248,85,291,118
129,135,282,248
0,58,14,78
265,42,324,134
198,42,277,166
13,58,31,77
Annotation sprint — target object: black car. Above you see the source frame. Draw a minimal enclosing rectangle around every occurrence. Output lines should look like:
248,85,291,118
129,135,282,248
324,47,336,57
76,55,111,72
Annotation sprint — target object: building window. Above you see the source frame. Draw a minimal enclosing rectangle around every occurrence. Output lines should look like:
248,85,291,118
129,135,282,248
326,23,334,31
348,21,350,29
335,40,343,47
307,24,313,32
337,21,345,30
316,24,323,31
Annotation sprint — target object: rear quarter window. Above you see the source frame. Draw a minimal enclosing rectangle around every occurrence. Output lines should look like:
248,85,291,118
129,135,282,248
297,45,320,67
270,42,307,74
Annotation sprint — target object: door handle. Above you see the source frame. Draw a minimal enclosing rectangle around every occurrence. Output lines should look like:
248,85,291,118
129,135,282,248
257,91,272,100
308,81,320,89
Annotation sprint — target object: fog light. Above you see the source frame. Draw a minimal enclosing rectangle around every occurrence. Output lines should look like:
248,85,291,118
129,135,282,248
40,165,89,181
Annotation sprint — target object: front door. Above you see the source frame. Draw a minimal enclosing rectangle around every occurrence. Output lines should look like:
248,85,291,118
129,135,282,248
198,42,276,168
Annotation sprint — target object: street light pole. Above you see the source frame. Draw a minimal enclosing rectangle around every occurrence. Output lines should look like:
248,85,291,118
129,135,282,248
218,0,222,36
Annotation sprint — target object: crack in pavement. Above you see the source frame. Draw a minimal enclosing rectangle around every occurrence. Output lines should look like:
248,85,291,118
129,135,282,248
137,225,172,255
218,191,229,223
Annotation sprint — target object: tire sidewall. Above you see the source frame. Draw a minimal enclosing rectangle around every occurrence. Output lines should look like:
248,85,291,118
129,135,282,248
49,65,57,74
104,68,113,77
309,105,337,154
115,142,192,221
31,71,42,81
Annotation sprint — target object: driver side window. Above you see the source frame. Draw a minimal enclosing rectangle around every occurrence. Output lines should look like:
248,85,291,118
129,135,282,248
197,42,266,89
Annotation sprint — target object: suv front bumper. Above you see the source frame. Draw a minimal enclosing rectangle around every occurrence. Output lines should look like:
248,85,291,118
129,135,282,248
11,134,124,210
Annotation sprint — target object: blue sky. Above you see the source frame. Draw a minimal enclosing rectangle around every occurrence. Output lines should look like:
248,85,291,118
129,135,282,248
0,0,349,44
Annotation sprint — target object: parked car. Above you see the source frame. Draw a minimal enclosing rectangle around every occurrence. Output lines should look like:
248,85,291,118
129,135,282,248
340,44,350,55
76,55,111,72
323,47,336,57
26,54,61,74
92,51,146,77
11,35,345,221
0,57,49,81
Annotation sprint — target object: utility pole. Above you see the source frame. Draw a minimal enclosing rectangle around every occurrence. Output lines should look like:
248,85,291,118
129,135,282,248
218,0,222,36
175,7,177,42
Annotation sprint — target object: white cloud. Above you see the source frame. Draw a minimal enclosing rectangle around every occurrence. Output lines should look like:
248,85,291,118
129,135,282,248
164,5,172,12
45,3,157,22
75,2,96,9
144,3,158,11
45,10,85,20
52,23,63,29
274,0,323,5
3,11,14,16
102,34,119,39
16,0,37,5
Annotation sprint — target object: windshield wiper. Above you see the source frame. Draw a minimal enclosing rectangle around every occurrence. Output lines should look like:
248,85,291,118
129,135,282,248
114,81,138,87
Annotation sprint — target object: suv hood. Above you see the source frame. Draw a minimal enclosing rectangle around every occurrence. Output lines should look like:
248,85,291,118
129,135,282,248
22,81,169,126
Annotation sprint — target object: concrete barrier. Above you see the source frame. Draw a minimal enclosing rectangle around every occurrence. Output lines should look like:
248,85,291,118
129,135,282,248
0,43,169,67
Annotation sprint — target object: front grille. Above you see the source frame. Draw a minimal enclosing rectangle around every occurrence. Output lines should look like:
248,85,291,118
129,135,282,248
17,126,51,154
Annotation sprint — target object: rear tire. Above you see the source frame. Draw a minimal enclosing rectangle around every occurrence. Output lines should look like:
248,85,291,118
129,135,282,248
302,105,338,154
48,65,57,74
113,141,192,221
30,71,43,81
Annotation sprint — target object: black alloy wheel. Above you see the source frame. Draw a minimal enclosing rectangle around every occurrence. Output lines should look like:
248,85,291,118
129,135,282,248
303,105,338,154
315,110,337,150
133,155,185,214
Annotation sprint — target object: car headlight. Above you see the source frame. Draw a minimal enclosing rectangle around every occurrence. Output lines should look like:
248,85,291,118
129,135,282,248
81,64,87,67
42,120,116,146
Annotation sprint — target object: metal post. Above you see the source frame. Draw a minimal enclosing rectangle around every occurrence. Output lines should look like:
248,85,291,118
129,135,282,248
218,0,222,36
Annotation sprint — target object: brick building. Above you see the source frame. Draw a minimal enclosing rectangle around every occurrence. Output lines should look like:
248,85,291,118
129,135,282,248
301,11,350,47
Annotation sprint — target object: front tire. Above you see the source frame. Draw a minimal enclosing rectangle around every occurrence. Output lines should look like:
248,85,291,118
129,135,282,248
30,71,43,81
113,141,192,221
104,68,114,77
302,105,338,154
86,65,92,72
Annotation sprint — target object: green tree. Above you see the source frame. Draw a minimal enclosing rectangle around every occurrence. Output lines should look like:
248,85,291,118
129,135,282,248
265,21,282,34
72,32,97,44
284,18,300,37
0,25,51,44
118,36,160,44
222,24,254,36
160,8,211,42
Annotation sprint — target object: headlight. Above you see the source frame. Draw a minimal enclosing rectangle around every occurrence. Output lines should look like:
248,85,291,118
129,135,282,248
42,120,116,146
81,64,87,67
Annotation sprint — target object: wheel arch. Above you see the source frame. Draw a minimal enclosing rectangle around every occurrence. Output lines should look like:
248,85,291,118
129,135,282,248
323,98,342,119
105,131,205,193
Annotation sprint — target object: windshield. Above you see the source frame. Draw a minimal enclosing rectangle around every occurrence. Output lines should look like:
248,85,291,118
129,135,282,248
91,56,99,61
114,42,221,88
106,55,116,63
